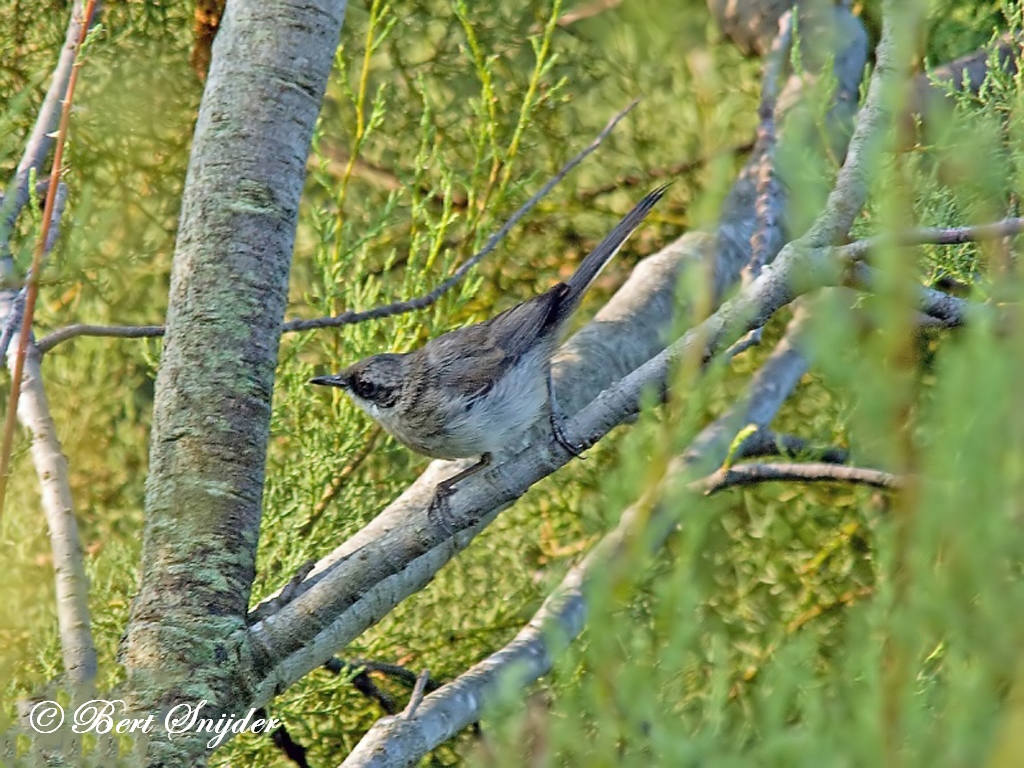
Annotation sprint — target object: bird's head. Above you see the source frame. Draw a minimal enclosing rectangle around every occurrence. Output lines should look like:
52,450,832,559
310,353,405,417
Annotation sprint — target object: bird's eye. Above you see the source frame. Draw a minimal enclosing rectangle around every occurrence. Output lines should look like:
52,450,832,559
352,377,379,400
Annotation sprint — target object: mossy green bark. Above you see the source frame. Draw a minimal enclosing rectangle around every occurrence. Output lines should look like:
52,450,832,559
117,1,348,765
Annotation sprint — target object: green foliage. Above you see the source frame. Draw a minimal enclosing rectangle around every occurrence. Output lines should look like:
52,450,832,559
3,0,1024,767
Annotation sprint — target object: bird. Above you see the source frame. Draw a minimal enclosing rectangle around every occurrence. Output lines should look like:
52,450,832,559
311,185,667,515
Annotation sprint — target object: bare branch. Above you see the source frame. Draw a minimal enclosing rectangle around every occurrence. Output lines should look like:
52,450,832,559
696,461,904,494
0,185,94,692
401,670,431,720
838,217,1024,262
806,2,918,246
744,9,792,288
35,322,166,352
5,346,97,691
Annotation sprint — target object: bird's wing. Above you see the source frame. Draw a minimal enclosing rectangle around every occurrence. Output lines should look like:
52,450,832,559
422,286,567,399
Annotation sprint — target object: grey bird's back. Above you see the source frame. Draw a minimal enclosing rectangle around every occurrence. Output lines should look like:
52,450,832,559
392,184,669,457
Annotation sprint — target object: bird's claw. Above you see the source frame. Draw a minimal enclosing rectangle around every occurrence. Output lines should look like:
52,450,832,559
551,414,586,459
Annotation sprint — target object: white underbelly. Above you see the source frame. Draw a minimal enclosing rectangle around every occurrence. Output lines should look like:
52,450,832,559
386,350,549,459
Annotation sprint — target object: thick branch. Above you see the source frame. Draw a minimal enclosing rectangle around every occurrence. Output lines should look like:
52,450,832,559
338,310,815,768
805,3,915,246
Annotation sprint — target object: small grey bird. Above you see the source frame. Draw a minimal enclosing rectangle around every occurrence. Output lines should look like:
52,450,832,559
311,185,667,508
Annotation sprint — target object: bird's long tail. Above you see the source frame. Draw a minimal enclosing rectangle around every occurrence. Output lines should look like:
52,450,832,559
560,184,669,320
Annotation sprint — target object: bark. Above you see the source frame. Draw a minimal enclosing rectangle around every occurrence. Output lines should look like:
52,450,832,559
117,0,347,764
13,348,97,692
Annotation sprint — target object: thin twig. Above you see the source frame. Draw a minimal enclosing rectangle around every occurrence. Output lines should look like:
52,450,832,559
268,98,636,332
696,461,904,494
402,669,431,720
35,99,641,354
838,217,1024,262
35,323,165,352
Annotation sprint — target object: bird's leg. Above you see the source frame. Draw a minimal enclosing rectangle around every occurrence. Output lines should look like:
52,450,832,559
547,370,585,458
428,453,492,534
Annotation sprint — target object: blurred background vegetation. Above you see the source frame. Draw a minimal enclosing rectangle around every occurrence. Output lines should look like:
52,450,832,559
2,0,1023,765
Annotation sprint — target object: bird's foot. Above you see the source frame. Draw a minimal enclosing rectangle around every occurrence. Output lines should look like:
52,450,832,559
550,412,586,459
427,454,491,537
427,483,457,537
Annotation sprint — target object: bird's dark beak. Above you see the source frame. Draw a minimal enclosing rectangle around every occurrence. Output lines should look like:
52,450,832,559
309,374,346,388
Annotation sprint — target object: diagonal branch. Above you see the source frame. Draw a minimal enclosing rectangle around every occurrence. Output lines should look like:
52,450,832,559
0,0,97,251
805,2,914,247
338,309,815,768
744,8,792,288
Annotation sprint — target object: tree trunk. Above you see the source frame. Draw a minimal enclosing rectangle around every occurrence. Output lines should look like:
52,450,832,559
118,0,347,764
